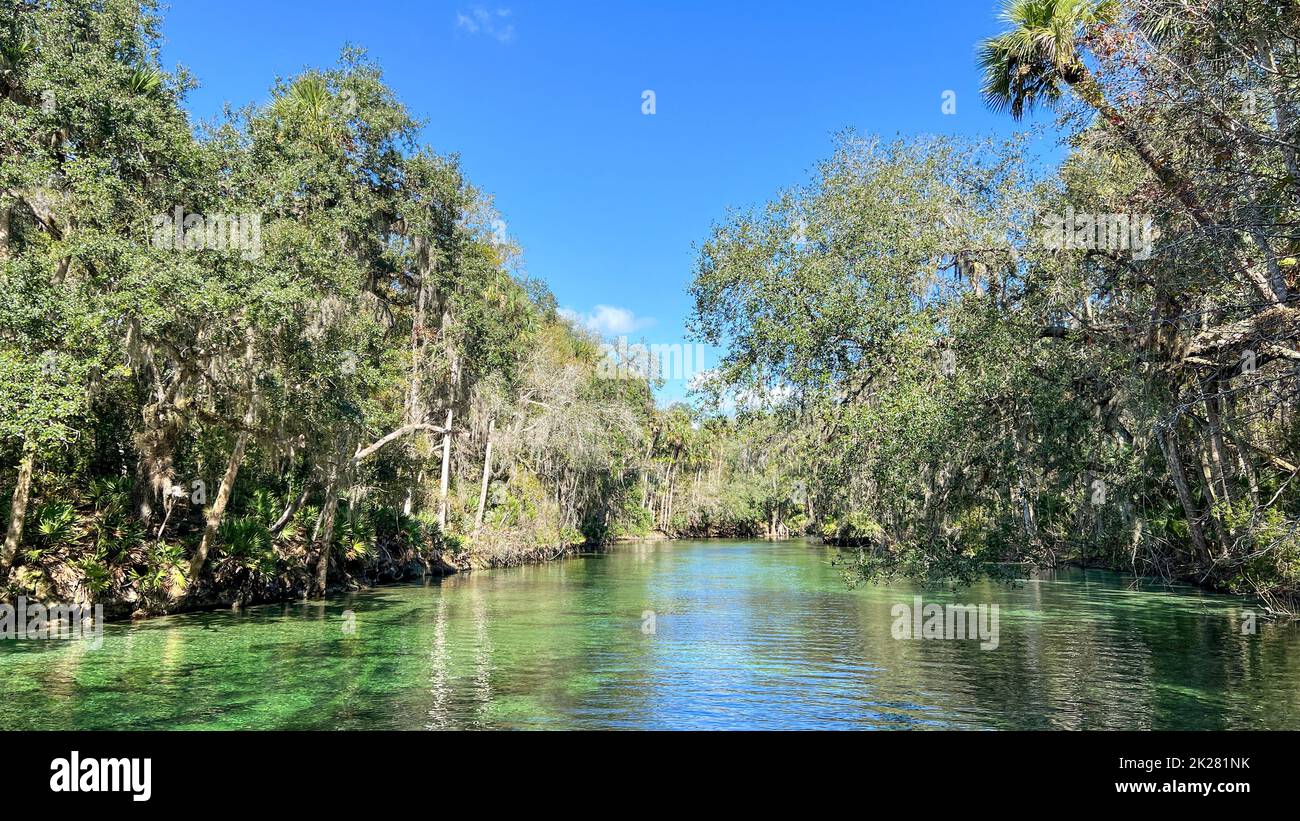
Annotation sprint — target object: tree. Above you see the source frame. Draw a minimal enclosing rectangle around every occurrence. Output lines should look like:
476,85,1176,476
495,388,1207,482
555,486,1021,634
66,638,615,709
979,0,1291,306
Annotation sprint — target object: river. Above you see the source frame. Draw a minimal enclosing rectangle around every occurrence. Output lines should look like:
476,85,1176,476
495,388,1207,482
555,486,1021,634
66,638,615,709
2,538,1298,730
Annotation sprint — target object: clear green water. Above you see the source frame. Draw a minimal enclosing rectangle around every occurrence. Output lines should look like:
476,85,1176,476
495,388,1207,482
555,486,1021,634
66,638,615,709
2,538,1298,730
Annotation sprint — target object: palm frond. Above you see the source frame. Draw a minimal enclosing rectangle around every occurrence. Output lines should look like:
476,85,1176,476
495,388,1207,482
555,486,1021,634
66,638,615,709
0,35,33,72
128,67,164,97
978,0,1114,119
35,502,80,548
291,76,330,120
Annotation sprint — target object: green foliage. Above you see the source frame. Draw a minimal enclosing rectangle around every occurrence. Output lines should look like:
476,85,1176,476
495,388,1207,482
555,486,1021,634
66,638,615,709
7,0,1289,618
978,0,1117,119
688,0,1300,610
335,506,375,560
127,66,164,97
398,515,425,549
217,517,276,575
34,502,78,549
75,557,111,597
128,542,188,598
822,512,884,545
280,503,318,543
87,477,131,517
608,492,654,539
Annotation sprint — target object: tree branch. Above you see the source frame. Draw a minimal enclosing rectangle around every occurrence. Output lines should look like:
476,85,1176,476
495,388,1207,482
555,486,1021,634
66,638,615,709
352,422,447,462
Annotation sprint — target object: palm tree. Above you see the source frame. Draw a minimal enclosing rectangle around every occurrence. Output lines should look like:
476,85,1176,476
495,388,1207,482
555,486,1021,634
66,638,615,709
979,0,1287,305
979,0,1104,118
288,75,350,149
979,0,1186,186
979,1,1202,214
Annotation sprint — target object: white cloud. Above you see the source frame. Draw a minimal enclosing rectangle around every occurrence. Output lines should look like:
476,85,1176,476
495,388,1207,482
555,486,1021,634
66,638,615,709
456,7,516,43
560,304,656,336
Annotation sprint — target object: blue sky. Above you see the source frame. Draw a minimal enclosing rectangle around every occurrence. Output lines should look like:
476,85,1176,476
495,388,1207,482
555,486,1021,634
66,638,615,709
159,0,1057,404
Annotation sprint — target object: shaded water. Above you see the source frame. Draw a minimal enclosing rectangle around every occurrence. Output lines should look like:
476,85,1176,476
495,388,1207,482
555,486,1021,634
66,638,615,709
2,538,1298,729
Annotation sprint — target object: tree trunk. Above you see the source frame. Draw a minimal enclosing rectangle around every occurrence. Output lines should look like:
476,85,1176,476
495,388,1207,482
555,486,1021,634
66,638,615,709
474,418,494,531
1202,384,1234,505
134,401,186,525
1194,435,1234,561
1158,427,1211,565
1221,424,1261,509
1,444,36,574
1072,72,1212,223
313,462,342,597
438,408,453,532
664,464,675,529
270,484,310,535
186,427,251,584
407,267,429,424
403,267,430,514
1260,34,1300,186
0,201,11,263
184,361,257,586
1068,69,1288,306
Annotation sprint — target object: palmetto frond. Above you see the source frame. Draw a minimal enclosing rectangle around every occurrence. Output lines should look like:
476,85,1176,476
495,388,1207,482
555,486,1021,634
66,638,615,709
218,517,277,574
1134,5,1182,44
978,39,1066,119
36,502,79,548
1132,0,1254,63
218,518,263,553
87,476,132,518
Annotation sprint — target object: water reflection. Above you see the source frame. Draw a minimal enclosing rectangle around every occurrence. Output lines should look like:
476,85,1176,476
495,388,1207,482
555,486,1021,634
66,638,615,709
2,540,1298,730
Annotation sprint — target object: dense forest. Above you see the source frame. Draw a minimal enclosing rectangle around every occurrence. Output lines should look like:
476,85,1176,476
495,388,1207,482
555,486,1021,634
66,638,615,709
2,0,1299,617
0,0,790,616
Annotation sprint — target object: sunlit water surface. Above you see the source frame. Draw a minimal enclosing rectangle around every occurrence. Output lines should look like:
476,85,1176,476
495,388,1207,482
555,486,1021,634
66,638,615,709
2,539,1298,729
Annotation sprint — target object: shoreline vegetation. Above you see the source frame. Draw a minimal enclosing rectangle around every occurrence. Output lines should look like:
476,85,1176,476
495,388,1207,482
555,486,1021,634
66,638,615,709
3,0,1300,621
55,533,1253,626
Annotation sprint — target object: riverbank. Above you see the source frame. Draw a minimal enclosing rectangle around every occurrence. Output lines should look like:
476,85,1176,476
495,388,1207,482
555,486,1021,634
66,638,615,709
824,535,1292,615
2,520,786,623
0,526,596,623
7,521,1282,625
